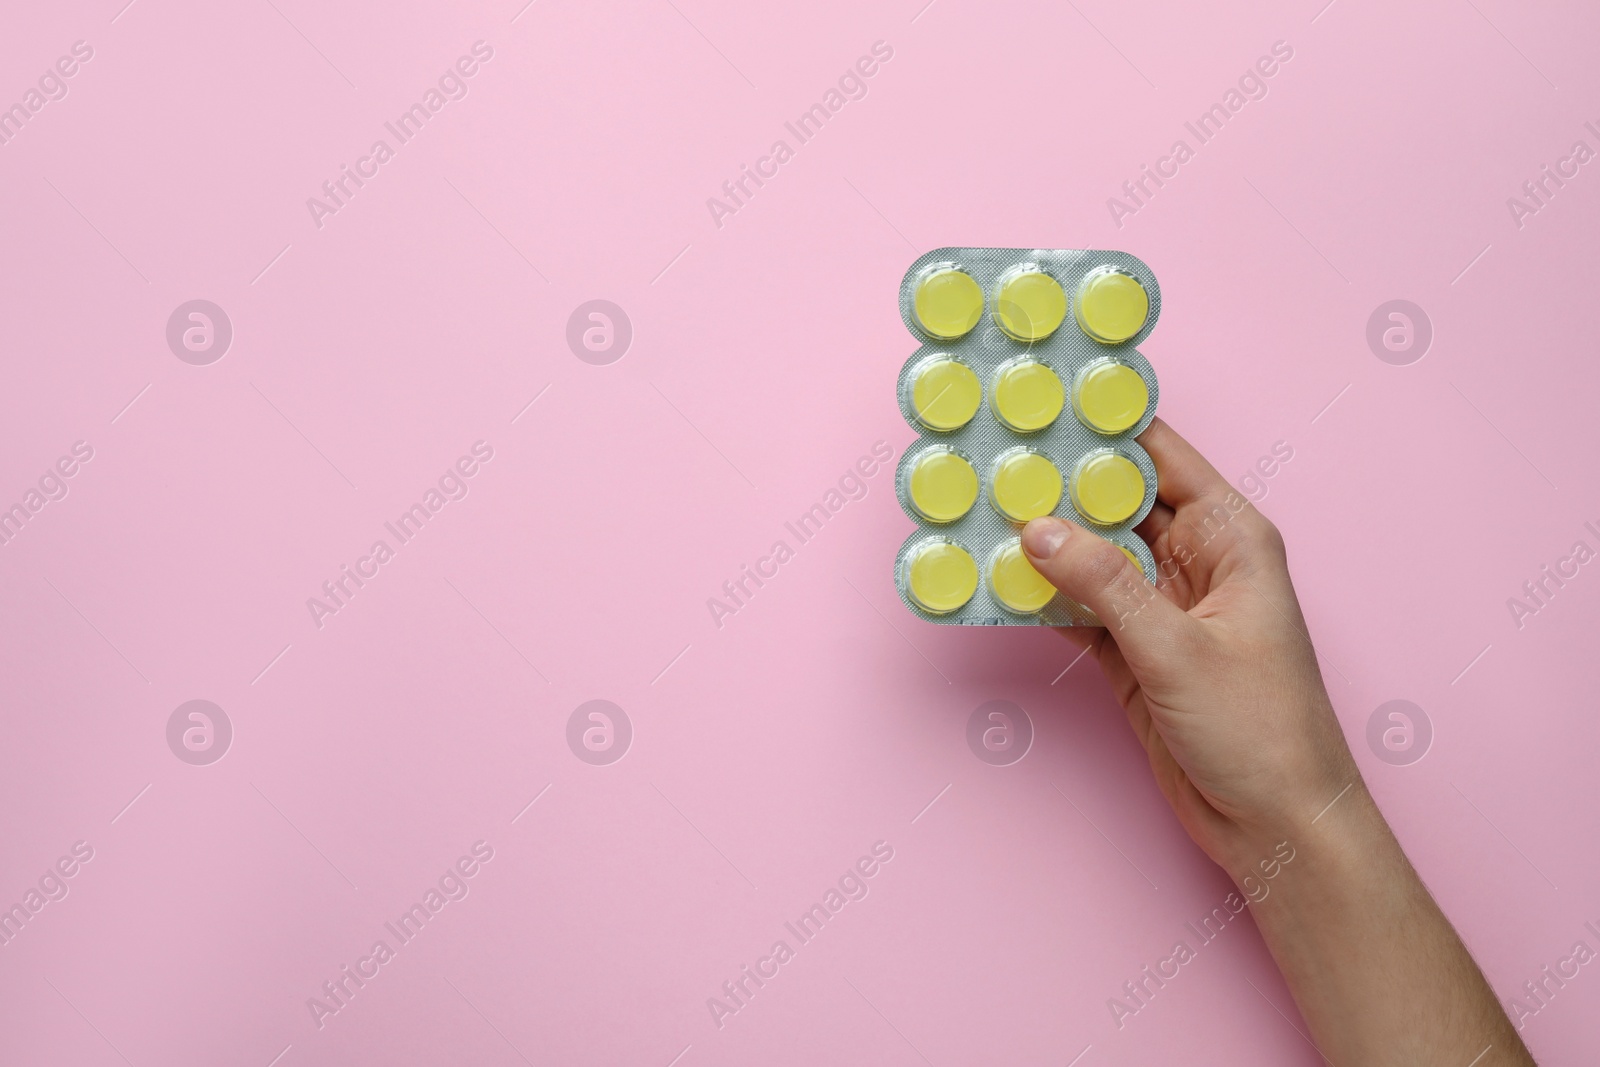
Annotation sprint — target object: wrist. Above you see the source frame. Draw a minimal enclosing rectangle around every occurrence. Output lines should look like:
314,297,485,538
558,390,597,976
1213,769,1382,891
1215,695,1370,866
1222,779,1403,911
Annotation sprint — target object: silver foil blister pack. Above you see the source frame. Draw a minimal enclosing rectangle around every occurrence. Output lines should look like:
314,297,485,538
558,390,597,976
892,247,1163,626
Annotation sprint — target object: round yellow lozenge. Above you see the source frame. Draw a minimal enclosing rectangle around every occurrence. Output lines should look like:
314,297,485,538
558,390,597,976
989,539,1056,613
1071,451,1146,526
1075,266,1150,344
913,267,984,339
1073,360,1149,435
1117,545,1145,574
994,267,1067,342
992,359,1065,433
910,357,982,431
905,540,979,614
990,450,1063,523
907,448,979,523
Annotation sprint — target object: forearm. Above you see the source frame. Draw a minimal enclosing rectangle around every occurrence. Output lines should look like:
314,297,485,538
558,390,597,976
1023,423,1538,1063
1235,785,1533,1066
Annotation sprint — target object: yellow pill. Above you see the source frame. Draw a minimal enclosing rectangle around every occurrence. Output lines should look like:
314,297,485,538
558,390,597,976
1075,266,1150,344
989,539,1056,614
913,267,984,339
906,540,979,614
992,360,1065,433
994,268,1067,342
1073,360,1149,435
910,357,982,431
990,450,1063,522
1117,545,1145,574
907,449,979,523
1071,451,1146,526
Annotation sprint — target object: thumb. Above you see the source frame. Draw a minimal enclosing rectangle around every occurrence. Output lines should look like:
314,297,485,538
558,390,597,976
1021,516,1193,669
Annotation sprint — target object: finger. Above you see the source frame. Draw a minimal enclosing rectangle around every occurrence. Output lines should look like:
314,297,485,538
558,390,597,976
1136,418,1237,512
1022,516,1195,679
1134,500,1175,551
1131,500,1203,609
1137,418,1280,590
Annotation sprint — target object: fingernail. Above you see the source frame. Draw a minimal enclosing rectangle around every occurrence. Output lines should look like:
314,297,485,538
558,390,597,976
1022,517,1070,560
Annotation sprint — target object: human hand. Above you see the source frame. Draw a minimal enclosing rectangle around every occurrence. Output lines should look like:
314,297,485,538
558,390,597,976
1022,418,1362,877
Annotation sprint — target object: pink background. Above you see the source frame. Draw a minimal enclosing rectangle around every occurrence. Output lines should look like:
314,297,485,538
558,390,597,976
3,0,1599,1063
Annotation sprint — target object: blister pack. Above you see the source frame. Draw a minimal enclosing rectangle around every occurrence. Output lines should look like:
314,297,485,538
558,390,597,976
892,248,1163,626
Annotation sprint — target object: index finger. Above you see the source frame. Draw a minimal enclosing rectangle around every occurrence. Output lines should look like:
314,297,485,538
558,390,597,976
1136,417,1236,510
1135,416,1288,593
